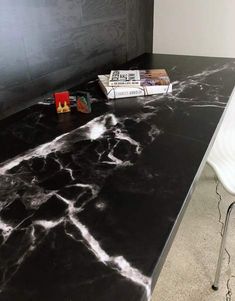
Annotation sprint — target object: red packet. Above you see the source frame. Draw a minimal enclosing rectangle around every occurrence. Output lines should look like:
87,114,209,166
54,91,70,113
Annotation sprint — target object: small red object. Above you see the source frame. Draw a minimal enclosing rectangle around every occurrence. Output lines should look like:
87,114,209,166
77,96,91,113
54,91,70,113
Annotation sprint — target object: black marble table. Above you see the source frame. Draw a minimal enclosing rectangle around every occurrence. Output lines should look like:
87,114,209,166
0,54,235,301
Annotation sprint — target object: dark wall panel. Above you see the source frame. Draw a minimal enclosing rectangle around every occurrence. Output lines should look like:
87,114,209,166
0,0,154,119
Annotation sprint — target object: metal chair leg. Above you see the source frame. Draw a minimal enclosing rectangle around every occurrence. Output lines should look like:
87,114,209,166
212,201,235,290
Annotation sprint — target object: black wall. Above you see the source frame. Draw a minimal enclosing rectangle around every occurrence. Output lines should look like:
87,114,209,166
0,0,154,119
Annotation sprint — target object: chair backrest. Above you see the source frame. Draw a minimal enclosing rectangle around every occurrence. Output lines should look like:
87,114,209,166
208,87,235,195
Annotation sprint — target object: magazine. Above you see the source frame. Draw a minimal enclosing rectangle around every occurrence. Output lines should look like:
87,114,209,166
98,74,172,100
109,69,171,87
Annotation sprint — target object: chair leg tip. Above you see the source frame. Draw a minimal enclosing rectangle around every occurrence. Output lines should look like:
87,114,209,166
212,285,218,291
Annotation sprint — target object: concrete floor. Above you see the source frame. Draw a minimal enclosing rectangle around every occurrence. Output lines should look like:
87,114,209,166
152,164,235,301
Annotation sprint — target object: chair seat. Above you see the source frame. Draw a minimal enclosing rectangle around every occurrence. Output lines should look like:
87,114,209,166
207,88,235,195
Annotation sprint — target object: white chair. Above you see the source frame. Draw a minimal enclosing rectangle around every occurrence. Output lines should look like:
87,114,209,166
207,87,235,290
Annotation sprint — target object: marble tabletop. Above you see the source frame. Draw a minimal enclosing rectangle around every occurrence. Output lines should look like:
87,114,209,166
0,54,235,301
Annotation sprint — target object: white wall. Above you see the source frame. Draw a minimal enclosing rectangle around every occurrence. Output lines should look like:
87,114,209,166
153,0,235,58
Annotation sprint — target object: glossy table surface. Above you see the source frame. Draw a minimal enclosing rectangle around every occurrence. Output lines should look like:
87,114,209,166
0,54,235,301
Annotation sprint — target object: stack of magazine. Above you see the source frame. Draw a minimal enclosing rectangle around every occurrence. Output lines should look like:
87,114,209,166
98,69,172,99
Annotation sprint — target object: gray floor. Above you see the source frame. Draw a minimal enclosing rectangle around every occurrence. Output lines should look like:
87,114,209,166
152,164,235,301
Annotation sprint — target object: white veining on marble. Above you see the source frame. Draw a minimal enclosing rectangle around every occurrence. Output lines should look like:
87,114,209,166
0,110,157,299
0,61,234,299
0,219,13,242
34,219,64,229
0,114,118,175
114,129,142,154
57,194,151,299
